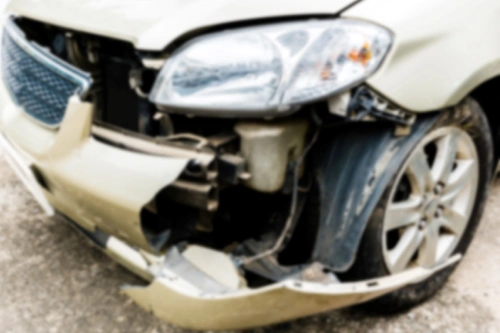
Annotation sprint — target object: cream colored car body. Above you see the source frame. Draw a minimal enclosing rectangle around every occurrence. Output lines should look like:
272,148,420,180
8,0,500,113
1,0,497,330
7,0,356,50
346,0,500,112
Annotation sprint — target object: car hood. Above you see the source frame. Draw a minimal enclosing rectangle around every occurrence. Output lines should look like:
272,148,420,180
7,0,358,51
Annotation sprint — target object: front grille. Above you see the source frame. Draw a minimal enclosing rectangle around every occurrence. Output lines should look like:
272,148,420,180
1,19,92,127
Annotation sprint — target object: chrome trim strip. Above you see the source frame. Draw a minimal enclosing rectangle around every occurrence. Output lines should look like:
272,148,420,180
56,213,154,281
4,17,93,97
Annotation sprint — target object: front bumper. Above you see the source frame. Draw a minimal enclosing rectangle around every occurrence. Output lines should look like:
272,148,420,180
0,83,460,330
61,215,460,331
0,85,190,251
125,260,459,330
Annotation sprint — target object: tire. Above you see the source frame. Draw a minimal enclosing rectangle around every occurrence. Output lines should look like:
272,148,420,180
344,98,494,313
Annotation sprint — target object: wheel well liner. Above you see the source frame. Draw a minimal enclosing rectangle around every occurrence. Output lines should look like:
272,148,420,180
312,115,439,272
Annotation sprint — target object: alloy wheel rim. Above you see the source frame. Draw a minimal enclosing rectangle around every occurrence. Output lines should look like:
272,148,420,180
382,127,479,274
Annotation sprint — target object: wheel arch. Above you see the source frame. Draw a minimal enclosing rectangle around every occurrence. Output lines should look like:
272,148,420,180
311,94,496,273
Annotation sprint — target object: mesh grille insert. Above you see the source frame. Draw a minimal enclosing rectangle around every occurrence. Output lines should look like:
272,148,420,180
1,20,92,127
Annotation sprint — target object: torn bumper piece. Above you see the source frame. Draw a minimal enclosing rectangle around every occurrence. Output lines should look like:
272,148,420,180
0,96,191,252
62,212,460,331
0,86,461,330
123,259,459,330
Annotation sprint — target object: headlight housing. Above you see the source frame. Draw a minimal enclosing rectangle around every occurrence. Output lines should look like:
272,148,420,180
150,19,392,116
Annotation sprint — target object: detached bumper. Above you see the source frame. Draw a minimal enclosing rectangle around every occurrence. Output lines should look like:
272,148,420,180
61,215,460,331
124,259,459,330
0,86,460,330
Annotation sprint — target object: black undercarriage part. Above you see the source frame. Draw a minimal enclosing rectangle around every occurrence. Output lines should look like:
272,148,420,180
348,87,416,126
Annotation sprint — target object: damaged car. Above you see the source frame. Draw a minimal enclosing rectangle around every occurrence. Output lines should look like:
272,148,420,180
0,0,498,329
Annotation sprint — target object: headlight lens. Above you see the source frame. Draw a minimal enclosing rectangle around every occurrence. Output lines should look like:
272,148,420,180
150,19,392,114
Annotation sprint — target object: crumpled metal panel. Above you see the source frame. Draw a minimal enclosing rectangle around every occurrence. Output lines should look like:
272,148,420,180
313,115,439,272
1,19,91,127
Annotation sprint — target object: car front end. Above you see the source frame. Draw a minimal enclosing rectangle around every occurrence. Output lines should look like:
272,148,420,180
1,0,495,330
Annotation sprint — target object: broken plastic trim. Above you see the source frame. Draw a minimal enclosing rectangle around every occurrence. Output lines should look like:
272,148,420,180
348,87,416,126
56,212,461,330
123,249,460,330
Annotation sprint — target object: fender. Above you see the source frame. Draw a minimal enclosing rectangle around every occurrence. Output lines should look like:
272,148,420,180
343,0,500,113
312,115,439,272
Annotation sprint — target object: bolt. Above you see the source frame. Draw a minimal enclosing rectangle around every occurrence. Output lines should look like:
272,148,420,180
435,206,444,218
418,219,427,231
434,184,444,195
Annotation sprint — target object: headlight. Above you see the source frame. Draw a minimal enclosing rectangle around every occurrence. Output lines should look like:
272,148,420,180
150,19,392,115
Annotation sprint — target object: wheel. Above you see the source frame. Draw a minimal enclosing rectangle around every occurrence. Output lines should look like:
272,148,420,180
345,99,494,313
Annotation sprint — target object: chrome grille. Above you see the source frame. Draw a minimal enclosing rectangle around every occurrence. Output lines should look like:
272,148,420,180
1,19,92,127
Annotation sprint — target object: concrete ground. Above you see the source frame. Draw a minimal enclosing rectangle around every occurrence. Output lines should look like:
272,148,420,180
0,152,499,333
